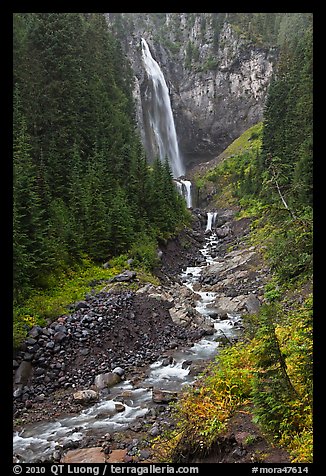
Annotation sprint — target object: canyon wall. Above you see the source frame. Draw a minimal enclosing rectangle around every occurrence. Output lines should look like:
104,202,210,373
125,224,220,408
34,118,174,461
106,13,278,171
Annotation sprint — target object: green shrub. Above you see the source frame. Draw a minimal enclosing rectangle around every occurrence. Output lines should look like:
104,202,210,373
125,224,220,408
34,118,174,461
129,233,159,271
13,259,122,348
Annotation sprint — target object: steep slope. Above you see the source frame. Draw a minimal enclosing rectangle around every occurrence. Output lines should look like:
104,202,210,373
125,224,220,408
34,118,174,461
157,114,312,463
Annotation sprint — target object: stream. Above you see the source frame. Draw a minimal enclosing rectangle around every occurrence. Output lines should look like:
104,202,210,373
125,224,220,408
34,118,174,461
13,230,242,463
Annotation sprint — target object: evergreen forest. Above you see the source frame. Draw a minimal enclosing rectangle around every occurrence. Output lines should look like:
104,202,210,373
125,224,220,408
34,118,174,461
12,12,314,466
13,13,188,312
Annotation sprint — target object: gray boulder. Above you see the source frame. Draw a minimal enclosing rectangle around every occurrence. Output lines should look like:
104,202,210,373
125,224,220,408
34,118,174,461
73,389,99,405
14,361,33,387
215,226,230,238
75,301,88,310
244,294,261,314
112,367,125,377
28,326,43,339
110,270,137,282
94,372,122,390
152,388,178,403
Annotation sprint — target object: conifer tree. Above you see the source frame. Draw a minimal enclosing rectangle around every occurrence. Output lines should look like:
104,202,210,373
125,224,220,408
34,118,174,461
259,14,312,211
107,188,135,257
13,13,195,298
13,89,48,292
127,138,151,230
252,305,299,435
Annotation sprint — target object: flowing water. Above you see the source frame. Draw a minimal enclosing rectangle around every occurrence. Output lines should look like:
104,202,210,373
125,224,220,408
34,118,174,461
141,38,193,208
13,226,242,463
174,179,193,208
141,38,184,179
180,180,192,208
205,211,217,232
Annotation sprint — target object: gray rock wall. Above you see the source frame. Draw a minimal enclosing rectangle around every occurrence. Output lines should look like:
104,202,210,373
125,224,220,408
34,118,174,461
106,13,277,171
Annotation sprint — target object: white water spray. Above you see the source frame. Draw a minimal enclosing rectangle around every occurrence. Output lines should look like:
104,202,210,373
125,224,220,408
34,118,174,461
180,180,192,208
141,38,184,178
205,212,218,232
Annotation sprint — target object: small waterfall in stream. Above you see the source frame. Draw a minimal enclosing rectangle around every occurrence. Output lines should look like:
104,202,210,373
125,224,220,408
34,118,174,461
205,212,218,232
174,180,193,208
141,38,184,179
174,179,192,208
180,180,192,208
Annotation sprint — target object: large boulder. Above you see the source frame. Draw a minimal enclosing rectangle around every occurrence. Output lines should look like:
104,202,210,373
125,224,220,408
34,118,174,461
74,300,89,310
94,372,122,390
110,270,137,282
73,389,99,405
14,361,33,387
147,288,174,304
152,388,178,403
169,307,192,327
112,367,125,377
244,294,261,314
28,326,43,339
215,226,230,238
208,295,247,317
61,447,105,463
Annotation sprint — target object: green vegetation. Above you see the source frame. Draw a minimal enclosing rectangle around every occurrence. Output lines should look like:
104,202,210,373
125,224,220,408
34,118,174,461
155,296,313,463
217,122,263,162
153,341,254,462
251,300,313,462
225,13,312,48
13,259,121,348
13,12,313,461
13,13,189,346
195,55,219,73
157,14,313,463
195,122,264,209
159,38,182,56
185,41,200,69
13,254,160,349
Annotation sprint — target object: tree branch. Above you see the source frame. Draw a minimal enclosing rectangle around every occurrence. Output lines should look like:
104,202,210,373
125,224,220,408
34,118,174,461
268,156,297,220
273,177,296,219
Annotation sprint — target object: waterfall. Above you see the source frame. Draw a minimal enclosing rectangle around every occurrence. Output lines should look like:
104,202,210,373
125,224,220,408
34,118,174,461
141,38,184,179
174,179,193,208
205,212,218,232
180,180,192,208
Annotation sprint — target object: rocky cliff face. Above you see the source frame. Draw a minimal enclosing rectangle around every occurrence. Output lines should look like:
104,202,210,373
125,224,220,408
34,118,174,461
106,13,278,172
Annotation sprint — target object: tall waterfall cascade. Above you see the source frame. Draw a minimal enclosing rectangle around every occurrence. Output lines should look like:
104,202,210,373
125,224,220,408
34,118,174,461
141,38,185,179
205,212,218,232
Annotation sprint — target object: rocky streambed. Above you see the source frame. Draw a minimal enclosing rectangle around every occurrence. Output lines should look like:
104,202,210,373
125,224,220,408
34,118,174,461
13,208,269,464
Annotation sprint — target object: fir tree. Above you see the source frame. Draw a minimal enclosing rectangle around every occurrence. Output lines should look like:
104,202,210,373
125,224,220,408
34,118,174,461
107,188,135,257
13,89,48,293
